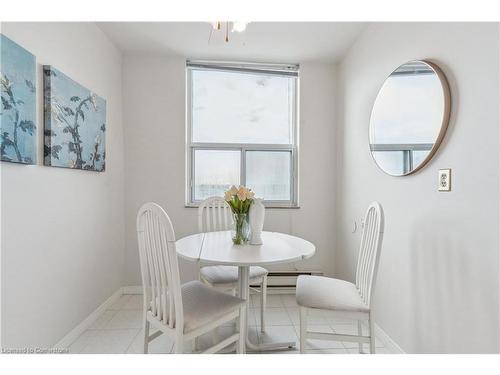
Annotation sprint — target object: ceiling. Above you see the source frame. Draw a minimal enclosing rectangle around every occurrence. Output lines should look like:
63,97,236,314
97,22,367,63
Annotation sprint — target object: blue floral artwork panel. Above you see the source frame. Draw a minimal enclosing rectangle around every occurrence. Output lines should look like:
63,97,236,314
0,34,37,164
44,65,106,172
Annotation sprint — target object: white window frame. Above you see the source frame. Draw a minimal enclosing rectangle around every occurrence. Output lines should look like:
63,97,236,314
185,60,300,208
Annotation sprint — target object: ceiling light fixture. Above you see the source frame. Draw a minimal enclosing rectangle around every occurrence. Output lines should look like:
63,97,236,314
232,22,248,33
209,22,249,43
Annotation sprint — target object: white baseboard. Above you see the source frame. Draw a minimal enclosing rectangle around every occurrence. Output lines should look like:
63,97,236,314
55,288,122,349
374,324,405,354
121,285,143,294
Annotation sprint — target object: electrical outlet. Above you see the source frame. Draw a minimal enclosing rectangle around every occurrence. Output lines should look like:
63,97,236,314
438,168,451,191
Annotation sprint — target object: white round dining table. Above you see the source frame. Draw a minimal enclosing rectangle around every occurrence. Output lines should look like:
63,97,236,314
176,230,316,352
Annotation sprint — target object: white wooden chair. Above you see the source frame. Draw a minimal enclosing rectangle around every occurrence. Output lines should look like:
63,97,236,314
137,202,246,354
296,202,384,354
198,196,268,333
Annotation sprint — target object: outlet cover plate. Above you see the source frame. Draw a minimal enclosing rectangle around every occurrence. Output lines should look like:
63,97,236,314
438,168,451,191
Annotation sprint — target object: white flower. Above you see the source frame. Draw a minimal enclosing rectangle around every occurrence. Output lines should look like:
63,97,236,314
226,185,254,202
224,191,233,202
237,186,251,201
229,185,238,196
224,185,240,201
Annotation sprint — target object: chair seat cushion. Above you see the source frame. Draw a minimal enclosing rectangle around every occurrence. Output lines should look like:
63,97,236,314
181,280,245,333
296,275,369,313
200,265,268,285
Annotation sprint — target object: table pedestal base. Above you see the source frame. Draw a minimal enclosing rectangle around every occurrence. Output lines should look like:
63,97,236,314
238,266,296,352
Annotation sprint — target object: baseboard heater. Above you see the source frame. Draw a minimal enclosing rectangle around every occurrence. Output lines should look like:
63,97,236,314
250,271,323,292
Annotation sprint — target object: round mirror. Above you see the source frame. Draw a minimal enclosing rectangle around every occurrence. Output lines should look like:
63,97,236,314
369,60,451,176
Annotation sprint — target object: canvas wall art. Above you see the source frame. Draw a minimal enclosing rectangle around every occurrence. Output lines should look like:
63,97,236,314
0,34,37,164
44,65,106,172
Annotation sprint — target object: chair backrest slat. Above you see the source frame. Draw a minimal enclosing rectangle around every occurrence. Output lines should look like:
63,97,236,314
198,196,232,233
216,200,223,231
355,202,384,307
137,203,183,330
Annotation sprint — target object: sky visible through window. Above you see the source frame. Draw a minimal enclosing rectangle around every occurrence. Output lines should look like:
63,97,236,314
192,69,292,144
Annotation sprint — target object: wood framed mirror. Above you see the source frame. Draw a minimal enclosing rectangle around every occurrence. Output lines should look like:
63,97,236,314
369,60,451,176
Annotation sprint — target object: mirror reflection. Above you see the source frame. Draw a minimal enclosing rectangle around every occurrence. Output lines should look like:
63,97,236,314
369,60,450,176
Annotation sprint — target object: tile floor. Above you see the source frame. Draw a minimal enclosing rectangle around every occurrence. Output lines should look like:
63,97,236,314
68,293,390,354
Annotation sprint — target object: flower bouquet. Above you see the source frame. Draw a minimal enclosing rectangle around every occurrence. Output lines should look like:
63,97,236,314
224,185,255,244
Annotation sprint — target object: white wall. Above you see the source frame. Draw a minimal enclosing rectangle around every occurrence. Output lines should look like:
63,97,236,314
336,22,499,353
0,23,125,347
122,56,337,285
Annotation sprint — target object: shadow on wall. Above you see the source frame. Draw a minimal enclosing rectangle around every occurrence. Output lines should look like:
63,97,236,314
409,217,497,353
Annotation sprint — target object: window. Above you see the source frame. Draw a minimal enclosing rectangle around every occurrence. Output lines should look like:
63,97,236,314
186,60,299,207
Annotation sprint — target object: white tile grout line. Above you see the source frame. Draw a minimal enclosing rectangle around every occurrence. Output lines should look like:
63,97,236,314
125,328,143,354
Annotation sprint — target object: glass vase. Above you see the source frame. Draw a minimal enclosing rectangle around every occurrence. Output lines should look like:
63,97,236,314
231,213,250,245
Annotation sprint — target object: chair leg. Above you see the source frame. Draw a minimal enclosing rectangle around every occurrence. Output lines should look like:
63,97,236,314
260,276,267,333
237,305,246,354
358,320,363,354
231,287,240,332
143,319,150,354
369,318,376,354
230,288,239,333
299,306,307,354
